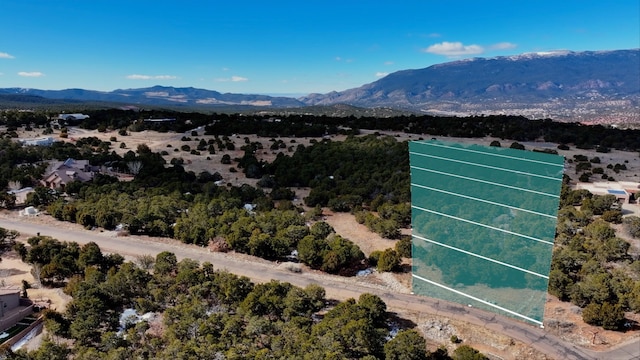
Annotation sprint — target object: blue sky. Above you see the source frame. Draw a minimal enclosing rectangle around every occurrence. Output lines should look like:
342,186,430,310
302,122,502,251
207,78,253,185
1,1,638,95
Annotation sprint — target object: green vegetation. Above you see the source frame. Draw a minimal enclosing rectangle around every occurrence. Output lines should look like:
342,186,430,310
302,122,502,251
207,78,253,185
2,109,639,332
550,184,640,330
623,216,640,238
5,238,486,359
0,227,19,261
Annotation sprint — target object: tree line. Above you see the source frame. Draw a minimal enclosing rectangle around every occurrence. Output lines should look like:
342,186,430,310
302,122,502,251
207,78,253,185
4,109,640,151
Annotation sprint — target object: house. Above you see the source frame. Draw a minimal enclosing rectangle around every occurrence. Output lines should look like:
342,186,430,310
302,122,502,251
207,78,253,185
18,137,56,147
57,113,89,121
143,118,176,123
41,158,97,190
0,289,33,333
55,113,90,127
576,181,639,204
0,290,19,318
7,187,34,205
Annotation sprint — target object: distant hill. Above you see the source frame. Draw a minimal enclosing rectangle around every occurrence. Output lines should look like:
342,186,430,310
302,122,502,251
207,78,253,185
301,49,640,122
1,49,638,122
0,86,305,109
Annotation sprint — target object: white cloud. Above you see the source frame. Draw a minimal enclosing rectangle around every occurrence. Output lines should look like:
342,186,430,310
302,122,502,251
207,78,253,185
0,52,15,59
490,42,517,50
427,33,441,38
127,74,152,80
231,76,248,82
423,41,484,56
383,61,394,65
335,57,354,63
216,76,249,82
18,71,44,77
375,72,389,77
127,74,177,80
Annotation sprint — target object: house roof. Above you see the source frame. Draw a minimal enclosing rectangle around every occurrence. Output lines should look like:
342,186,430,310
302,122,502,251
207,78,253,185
7,187,33,195
43,158,95,186
0,289,20,296
58,113,89,120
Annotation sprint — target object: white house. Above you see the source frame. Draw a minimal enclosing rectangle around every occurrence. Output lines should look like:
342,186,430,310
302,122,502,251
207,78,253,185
7,187,34,205
18,137,55,147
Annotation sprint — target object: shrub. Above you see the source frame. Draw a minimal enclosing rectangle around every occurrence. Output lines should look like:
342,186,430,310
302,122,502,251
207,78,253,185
509,142,525,150
601,210,623,224
579,172,591,182
377,249,400,272
623,216,640,238
582,302,625,330
368,250,382,267
395,237,411,258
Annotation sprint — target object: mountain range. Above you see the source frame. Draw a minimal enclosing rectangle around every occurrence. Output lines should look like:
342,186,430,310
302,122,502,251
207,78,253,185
1,49,638,123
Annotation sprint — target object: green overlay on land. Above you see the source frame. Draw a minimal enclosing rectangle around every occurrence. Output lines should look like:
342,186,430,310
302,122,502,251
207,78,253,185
410,140,564,325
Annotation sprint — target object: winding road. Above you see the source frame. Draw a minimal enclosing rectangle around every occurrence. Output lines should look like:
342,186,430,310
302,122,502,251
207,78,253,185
1,215,638,360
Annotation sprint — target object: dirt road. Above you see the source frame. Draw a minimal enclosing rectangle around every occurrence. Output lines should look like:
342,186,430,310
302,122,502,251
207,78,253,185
1,215,638,360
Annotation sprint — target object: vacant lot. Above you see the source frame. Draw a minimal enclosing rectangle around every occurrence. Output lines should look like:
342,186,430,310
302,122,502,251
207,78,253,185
7,124,640,354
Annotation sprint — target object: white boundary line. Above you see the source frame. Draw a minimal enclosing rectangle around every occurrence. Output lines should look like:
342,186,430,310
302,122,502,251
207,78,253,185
412,273,544,325
410,165,559,198
409,151,562,182
413,234,549,279
412,141,564,168
412,205,555,245
411,183,557,219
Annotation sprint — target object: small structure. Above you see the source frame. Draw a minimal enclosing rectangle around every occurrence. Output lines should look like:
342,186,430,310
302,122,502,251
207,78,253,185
18,137,55,147
0,289,33,333
576,181,639,204
41,158,97,190
57,113,89,122
7,187,34,205
20,206,38,216
143,118,176,123
54,113,89,127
